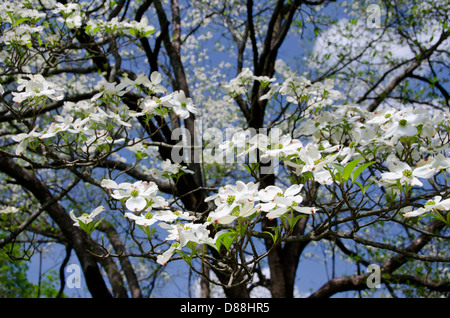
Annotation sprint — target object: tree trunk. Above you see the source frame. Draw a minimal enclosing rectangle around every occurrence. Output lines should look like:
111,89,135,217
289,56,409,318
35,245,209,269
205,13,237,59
0,154,112,298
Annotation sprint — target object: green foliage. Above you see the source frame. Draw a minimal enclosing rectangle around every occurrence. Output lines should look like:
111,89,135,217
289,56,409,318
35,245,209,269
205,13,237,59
0,247,64,298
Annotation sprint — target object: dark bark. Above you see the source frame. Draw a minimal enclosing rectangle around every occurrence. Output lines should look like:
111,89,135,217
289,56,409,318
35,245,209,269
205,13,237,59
309,220,448,298
0,154,112,298
99,221,143,298
248,0,308,298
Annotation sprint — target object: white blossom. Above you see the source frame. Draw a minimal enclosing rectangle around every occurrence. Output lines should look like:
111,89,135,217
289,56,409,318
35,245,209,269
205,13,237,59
70,206,104,226
12,74,63,103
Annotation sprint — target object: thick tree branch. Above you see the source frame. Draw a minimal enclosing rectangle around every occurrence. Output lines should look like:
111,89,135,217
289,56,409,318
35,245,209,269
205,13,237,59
0,154,112,298
98,221,142,298
366,29,449,112
309,220,448,298
407,73,449,107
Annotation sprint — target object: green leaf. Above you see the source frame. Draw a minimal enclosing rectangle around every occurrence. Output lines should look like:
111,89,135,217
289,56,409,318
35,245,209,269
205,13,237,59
93,218,103,230
329,162,344,175
14,17,30,27
355,181,372,195
343,158,363,181
314,26,321,36
351,161,376,183
216,231,236,252
431,210,448,225
137,224,155,238
328,163,344,182
285,212,306,229
263,225,281,243
177,250,191,265
144,29,156,37
5,11,15,25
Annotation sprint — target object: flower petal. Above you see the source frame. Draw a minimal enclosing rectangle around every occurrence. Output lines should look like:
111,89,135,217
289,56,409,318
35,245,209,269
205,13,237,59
292,206,317,214
126,196,147,212
90,206,105,218
284,184,301,197
413,165,436,179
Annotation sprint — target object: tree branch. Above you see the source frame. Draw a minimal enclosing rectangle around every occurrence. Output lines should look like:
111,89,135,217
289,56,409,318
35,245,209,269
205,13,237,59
366,29,449,112
0,154,112,298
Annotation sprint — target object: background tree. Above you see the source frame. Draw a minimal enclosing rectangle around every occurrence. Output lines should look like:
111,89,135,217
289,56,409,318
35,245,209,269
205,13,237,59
0,0,448,298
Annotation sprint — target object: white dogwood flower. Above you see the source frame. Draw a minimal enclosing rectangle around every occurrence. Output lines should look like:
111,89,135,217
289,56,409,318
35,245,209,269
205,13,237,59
169,90,199,119
101,179,167,212
205,181,260,224
12,74,63,103
258,184,304,219
70,206,104,226
134,71,166,94
404,196,450,218
91,81,131,101
381,108,427,138
380,161,436,187
11,125,41,155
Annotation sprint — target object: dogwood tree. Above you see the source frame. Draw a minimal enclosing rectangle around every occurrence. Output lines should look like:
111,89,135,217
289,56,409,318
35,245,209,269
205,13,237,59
0,0,449,298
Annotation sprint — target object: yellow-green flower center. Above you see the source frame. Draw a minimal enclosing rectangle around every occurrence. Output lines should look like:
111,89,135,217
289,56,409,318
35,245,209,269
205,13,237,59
399,119,408,127
131,189,140,197
144,212,153,219
314,157,326,165
275,143,283,149
402,169,413,177
226,195,236,205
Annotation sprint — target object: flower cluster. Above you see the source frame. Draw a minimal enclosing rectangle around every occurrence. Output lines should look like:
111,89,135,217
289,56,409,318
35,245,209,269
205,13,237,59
100,178,217,266
277,76,341,108
380,156,436,188
51,2,84,29
221,69,341,107
12,74,63,103
90,72,199,119
205,181,261,224
14,62,446,269
0,1,45,46
85,16,155,37
205,181,317,224
101,179,169,212
70,206,105,227
9,71,200,157
221,68,275,101
156,222,225,265
10,102,127,156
